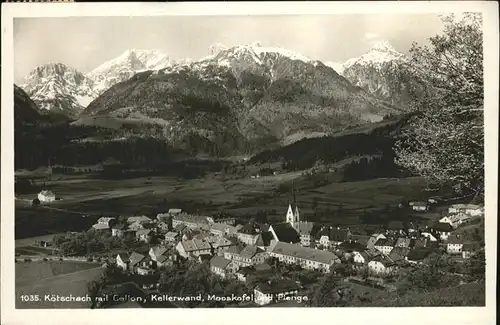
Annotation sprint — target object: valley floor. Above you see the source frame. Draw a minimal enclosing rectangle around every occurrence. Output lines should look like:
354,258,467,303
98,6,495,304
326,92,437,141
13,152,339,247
15,170,432,239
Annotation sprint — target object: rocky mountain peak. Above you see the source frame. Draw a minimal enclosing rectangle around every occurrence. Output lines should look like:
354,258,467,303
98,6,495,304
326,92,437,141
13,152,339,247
370,40,397,53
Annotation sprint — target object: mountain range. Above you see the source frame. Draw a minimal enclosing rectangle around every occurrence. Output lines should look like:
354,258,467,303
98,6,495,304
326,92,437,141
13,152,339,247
17,41,418,156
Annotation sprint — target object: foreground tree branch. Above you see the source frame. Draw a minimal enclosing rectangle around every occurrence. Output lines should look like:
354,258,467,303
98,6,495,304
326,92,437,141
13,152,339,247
394,13,484,196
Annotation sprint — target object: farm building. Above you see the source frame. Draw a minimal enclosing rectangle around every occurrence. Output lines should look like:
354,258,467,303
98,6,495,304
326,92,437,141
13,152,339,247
37,190,56,203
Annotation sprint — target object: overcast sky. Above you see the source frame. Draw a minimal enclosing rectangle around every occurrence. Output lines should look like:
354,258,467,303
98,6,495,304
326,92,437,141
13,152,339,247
14,14,445,82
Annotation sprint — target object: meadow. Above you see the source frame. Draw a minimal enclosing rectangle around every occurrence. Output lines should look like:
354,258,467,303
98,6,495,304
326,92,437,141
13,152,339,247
15,260,104,309
15,166,434,239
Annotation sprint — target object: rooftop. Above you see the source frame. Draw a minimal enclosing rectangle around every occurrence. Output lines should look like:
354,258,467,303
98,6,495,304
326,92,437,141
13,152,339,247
270,241,338,265
92,223,110,230
127,216,153,224
316,227,350,242
374,238,397,247
129,251,146,267
271,223,301,243
210,256,232,269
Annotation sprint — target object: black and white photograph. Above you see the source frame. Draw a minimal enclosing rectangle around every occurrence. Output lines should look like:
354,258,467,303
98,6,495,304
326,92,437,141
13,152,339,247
1,2,498,325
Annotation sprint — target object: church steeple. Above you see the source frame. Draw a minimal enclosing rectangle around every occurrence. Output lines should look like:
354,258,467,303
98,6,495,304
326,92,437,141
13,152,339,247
285,180,300,228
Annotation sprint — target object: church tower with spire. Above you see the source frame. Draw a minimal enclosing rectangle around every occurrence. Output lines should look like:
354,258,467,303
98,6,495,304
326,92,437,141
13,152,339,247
285,181,300,229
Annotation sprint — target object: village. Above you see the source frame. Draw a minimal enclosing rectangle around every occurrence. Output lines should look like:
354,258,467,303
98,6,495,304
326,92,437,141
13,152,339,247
17,185,485,308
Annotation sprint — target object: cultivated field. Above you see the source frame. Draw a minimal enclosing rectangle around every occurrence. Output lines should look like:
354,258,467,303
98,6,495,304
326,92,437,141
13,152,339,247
15,260,104,309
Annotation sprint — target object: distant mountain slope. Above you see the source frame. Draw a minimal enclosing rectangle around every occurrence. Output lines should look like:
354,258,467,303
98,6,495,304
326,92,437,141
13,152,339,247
87,49,173,94
14,84,41,123
339,41,420,108
80,43,400,156
19,50,174,119
20,63,98,118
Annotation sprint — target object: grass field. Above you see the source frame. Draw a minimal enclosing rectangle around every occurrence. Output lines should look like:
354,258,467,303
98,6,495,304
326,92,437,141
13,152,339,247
15,261,104,309
15,246,56,256
15,168,433,238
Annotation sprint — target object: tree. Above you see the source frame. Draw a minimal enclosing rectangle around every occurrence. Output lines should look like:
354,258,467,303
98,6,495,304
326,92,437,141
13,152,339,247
396,252,458,294
309,273,352,307
465,248,485,281
87,280,102,309
394,13,484,196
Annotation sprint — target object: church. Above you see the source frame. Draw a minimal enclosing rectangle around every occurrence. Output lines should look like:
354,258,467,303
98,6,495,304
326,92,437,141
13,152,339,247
268,182,315,246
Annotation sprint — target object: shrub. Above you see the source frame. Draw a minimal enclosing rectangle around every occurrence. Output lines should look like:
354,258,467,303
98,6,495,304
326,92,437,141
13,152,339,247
87,257,94,262
24,258,32,262
43,257,48,262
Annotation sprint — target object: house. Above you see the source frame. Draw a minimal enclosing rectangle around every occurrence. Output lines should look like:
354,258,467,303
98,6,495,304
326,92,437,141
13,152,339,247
116,253,130,271
176,238,212,259
366,233,386,250
439,215,461,229
214,217,236,226
421,231,438,242
406,248,433,264
207,236,235,255
92,217,116,231
350,235,371,249
92,223,111,232
446,234,464,254
294,221,315,247
462,243,481,259
448,204,483,217
368,255,396,274
157,221,170,233
373,238,396,255
353,248,380,266
111,223,127,237
394,237,411,249
236,263,273,282
38,190,56,203
389,247,410,262
97,217,116,226
156,212,173,224
410,201,429,212
269,223,301,245
210,223,238,237
225,244,268,267
254,280,300,306
235,223,264,245
409,238,428,249
338,240,366,253
209,256,236,279
268,241,340,273
136,229,153,243
173,223,188,233
128,222,145,232
168,208,183,215
172,213,210,229
255,231,274,250
116,252,149,273
127,216,153,224
316,226,351,249
149,246,174,268
164,231,180,243
433,222,453,240
353,250,370,265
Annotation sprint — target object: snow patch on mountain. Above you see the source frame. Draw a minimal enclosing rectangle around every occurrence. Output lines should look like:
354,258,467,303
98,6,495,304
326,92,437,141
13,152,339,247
343,40,407,70
325,61,345,74
87,49,173,94
21,63,98,117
